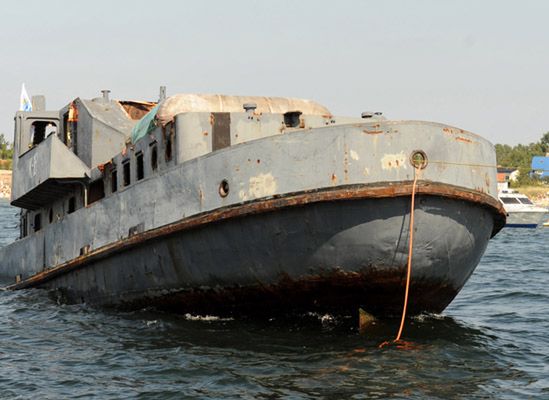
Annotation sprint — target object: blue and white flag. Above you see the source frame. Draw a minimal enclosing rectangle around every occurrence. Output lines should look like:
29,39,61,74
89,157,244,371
20,83,32,112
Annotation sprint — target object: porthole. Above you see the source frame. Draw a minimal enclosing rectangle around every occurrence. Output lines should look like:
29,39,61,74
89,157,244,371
219,179,229,197
410,150,428,169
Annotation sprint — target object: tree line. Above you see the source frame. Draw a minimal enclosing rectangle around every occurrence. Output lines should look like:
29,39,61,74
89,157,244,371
0,133,13,160
495,132,549,169
495,132,549,186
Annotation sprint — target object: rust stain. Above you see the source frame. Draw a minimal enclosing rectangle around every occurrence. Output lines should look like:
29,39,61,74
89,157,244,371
363,129,384,135
99,268,459,318
199,187,205,207
7,182,506,291
118,101,157,120
455,136,472,144
331,173,338,184
203,131,209,136
343,145,350,182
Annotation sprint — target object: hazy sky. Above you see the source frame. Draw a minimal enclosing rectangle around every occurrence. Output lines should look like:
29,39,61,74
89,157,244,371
1,0,548,145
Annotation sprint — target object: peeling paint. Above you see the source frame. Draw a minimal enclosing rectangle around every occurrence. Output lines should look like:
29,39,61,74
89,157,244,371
381,152,407,170
455,136,472,144
350,150,359,161
363,167,370,176
239,173,278,200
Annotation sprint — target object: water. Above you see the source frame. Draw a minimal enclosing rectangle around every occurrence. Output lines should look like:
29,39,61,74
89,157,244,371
0,199,548,399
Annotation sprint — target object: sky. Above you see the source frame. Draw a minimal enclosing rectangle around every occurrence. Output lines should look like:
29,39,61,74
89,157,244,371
1,0,548,145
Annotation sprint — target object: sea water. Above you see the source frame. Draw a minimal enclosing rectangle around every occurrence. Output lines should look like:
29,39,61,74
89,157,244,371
0,199,548,399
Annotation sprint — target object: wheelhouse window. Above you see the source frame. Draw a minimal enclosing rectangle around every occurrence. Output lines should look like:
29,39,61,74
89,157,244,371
30,121,57,147
518,198,533,205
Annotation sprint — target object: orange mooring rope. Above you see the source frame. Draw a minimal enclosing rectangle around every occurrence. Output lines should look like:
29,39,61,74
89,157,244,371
393,168,420,342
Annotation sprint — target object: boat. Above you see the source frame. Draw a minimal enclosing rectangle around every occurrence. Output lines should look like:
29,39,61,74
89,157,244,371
498,189,548,228
0,89,506,317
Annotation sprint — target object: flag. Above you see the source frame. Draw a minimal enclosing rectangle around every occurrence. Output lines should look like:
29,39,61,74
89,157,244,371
20,83,32,112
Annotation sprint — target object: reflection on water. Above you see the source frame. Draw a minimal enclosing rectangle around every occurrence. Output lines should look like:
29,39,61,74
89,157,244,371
1,200,548,398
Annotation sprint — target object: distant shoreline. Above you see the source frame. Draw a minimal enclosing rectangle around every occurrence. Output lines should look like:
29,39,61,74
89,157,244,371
0,169,11,199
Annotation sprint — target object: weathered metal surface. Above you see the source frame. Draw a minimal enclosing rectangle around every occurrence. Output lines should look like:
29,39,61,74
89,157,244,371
11,134,90,209
22,195,494,318
1,118,502,280
0,92,505,317
6,181,504,291
211,112,231,151
156,94,331,126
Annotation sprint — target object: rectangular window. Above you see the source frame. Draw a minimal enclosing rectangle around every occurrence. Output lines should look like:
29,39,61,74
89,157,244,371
33,213,41,232
123,161,131,187
111,169,118,193
151,145,158,171
88,179,105,204
68,197,76,214
21,214,28,238
136,152,144,181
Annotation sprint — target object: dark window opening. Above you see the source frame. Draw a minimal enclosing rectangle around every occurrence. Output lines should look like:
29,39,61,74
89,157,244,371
88,180,105,204
111,169,118,193
62,112,69,145
136,152,144,180
151,146,158,171
48,208,53,223
165,136,172,161
21,215,28,238
283,111,302,128
518,198,533,205
123,161,131,187
63,102,79,154
30,121,56,147
68,197,76,214
33,213,41,232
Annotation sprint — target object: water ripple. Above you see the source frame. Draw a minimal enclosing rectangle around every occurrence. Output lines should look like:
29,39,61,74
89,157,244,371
1,200,549,398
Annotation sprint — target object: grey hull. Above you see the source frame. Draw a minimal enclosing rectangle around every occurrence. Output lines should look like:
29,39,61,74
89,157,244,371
39,194,493,317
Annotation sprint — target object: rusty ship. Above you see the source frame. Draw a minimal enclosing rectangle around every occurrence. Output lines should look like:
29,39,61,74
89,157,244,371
0,88,505,317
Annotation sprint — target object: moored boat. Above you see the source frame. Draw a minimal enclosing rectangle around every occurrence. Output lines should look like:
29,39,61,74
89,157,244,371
498,190,548,228
0,89,506,317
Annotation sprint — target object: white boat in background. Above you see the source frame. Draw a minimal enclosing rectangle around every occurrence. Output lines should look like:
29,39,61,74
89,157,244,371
499,190,548,228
